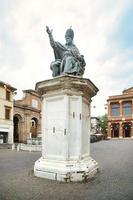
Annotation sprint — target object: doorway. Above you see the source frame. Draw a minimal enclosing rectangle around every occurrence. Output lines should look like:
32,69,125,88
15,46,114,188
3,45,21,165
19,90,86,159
0,132,8,143
123,123,131,137
13,114,22,143
112,124,119,138
30,117,38,138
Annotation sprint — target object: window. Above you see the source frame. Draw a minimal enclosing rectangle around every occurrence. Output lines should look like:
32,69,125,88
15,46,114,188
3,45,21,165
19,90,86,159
6,90,11,101
123,102,132,116
32,99,38,108
31,119,35,127
111,103,120,116
5,107,11,120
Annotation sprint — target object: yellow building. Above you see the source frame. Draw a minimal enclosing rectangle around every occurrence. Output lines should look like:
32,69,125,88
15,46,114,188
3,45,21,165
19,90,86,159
0,81,16,144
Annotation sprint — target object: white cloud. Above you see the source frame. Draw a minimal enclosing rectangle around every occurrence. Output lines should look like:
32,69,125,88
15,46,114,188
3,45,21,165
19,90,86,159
0,0,133,116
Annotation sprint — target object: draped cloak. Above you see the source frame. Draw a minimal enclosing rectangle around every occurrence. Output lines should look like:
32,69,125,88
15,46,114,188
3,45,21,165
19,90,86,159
51,41,85,75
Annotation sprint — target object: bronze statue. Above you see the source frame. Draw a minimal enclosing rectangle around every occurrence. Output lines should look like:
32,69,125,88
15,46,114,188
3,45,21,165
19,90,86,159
46,26,86,77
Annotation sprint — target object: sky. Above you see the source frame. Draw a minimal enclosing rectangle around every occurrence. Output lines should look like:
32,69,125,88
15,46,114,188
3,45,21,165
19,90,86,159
0,0,133,116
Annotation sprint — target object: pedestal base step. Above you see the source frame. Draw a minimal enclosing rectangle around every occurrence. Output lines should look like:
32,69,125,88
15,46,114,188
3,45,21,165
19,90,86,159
34,156,99,182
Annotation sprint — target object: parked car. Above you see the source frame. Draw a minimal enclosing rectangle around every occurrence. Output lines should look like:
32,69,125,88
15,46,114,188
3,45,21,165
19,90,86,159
95,133,103,141
90,133,103,143
90,134,98,143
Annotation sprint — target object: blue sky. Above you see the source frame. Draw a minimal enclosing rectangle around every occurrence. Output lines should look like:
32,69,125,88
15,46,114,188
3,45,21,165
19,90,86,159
0,0,133,116
116,7,133,48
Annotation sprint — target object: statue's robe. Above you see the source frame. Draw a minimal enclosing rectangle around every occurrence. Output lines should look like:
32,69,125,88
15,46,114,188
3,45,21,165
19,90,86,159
53,42,67,60
50,41,85,76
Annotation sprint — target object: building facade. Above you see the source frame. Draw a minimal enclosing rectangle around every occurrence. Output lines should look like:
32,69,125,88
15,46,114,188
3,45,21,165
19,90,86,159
0,81,16,144
107,87,133,139
14,90,41,143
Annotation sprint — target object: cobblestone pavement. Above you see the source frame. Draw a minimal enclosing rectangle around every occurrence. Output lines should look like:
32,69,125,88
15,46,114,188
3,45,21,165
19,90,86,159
0,140,133,200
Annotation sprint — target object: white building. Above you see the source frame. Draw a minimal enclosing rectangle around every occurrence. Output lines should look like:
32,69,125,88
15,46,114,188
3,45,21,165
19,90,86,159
0,81,16,144
91,117,100,134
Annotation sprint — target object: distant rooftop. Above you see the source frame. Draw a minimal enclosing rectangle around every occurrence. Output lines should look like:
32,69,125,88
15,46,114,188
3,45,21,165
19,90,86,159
22,89,40,97
123,87,133,94
0,80,17,92
107,86,133,101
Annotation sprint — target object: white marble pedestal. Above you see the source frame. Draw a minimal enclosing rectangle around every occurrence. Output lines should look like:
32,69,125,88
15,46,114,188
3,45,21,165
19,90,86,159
34,75,99,182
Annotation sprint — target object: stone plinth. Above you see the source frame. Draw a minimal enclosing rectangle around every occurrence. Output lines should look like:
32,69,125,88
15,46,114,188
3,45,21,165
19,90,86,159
34,75,99,182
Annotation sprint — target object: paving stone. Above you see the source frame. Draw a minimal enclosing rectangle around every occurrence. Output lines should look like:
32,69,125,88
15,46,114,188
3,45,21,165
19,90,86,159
0,140,133,200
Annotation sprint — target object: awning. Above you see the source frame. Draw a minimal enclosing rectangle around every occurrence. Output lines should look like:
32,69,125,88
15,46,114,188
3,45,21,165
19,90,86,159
0,128,9,132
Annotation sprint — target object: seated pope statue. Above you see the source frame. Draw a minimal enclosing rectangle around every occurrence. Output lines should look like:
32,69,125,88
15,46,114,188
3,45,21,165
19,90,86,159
46,26,86,77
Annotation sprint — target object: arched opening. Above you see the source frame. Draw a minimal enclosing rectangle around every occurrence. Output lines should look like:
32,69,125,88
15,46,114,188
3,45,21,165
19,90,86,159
30,117,38,138
123,123,131,137
111,124,119,138
13,114,22,143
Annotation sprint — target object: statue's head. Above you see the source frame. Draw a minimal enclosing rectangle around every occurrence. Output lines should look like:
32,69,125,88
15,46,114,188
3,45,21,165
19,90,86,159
65,27,74,45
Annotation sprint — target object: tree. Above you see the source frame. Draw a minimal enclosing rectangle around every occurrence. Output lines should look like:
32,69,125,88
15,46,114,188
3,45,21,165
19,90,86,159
98,114,108,136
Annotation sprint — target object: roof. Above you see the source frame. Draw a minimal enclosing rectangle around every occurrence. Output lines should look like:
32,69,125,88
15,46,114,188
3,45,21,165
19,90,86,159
0,80,17,92
22,89,40,97
91,117,100,120
107,86,133,102
123,87,133,94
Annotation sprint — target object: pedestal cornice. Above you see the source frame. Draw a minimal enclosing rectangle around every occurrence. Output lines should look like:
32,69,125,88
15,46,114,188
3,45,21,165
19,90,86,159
35,75,99,100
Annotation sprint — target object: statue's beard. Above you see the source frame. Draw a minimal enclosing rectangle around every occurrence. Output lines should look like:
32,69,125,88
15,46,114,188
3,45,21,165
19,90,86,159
66,41,72,45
